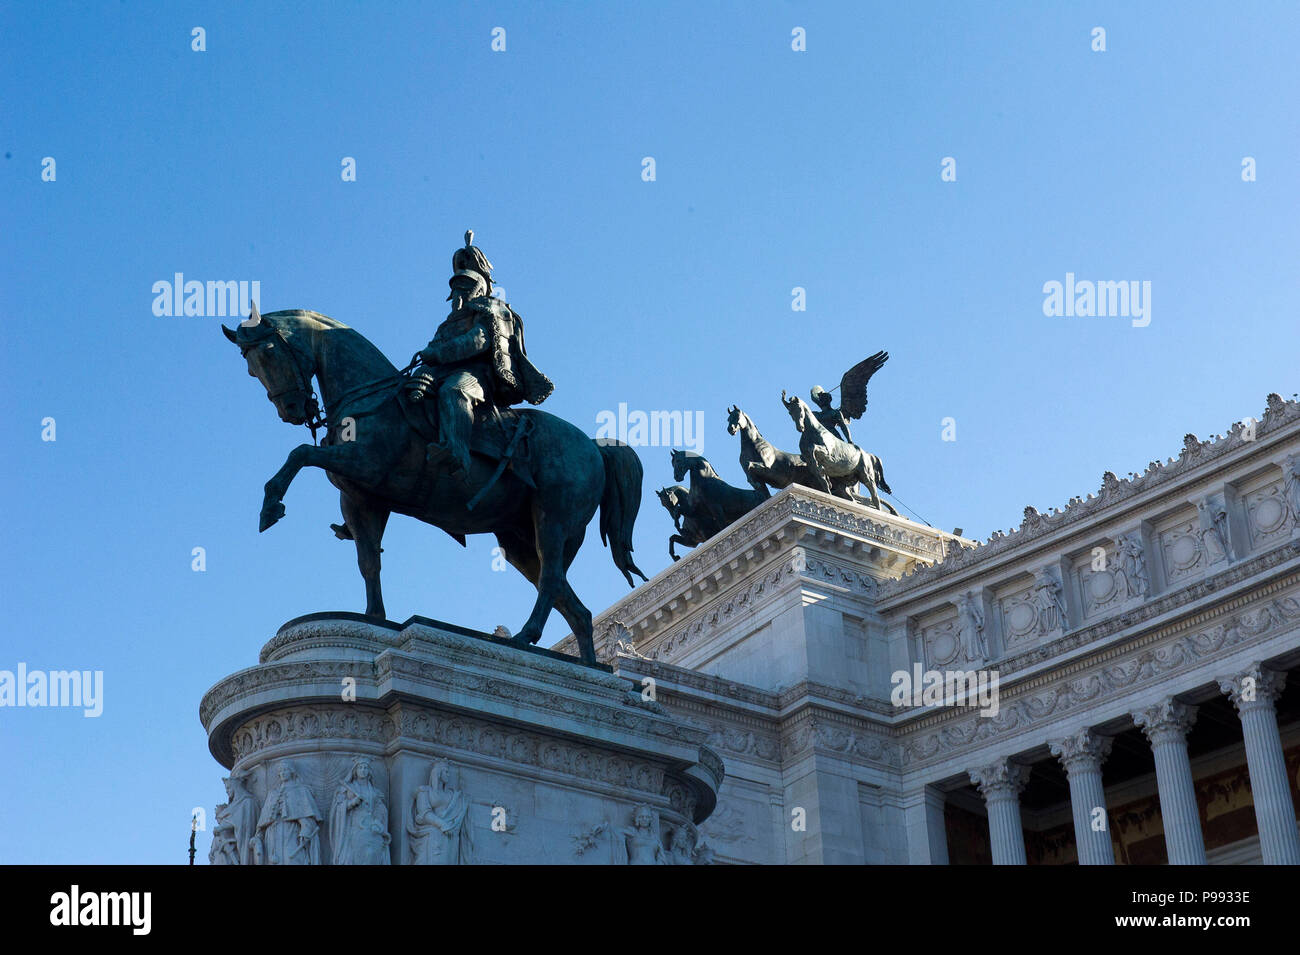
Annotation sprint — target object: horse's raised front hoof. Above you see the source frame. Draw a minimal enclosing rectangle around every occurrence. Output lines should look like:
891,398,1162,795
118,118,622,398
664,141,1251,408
259,500,286,532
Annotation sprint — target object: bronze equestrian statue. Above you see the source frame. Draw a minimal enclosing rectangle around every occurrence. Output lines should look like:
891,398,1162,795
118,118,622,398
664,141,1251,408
222,234,647,666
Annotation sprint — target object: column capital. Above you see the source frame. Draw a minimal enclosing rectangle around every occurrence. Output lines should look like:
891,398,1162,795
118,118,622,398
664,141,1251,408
1132,698,1197,745
1049,728,1113,775
1217,663,1287,714
969,758,1031,799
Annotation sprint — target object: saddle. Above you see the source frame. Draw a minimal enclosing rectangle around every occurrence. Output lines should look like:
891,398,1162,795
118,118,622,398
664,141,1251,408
395,387,536,489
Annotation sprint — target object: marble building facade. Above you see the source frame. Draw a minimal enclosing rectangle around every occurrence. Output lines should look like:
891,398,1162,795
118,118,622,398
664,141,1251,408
556,394,1300,864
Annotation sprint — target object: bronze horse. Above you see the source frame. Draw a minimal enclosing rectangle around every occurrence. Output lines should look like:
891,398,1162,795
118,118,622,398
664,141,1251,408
781,391,895,512
223,308,646,665
726,404,816,492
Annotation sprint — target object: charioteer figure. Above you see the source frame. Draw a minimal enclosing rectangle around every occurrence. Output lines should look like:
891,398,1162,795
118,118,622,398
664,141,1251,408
406,231,553,477
808,350,890,446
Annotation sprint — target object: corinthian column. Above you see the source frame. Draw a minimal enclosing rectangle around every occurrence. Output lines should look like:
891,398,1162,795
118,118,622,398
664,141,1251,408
969,758,1031,865
1132,699,1206,864
1049,729,1115,865
1218,664,1300,864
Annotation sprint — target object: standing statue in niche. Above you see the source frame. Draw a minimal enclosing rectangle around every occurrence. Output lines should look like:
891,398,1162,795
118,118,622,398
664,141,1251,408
329,757,391,865
407,760,474,865
622,804,664,865
1284,454,1300,527
209,773,259,866
1032,570,1067,634
1115,533,1150,598
955,591,987,664
1197,498,1232,564
255,760,323,865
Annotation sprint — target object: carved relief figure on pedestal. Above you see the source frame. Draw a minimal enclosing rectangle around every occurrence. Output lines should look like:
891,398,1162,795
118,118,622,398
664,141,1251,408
1032,569,1067,634
209,773,259,865
329,757,391,865
255,760,323,865
407,760,474,865
955,591,987,664
666,823,713,865
622,804,664,864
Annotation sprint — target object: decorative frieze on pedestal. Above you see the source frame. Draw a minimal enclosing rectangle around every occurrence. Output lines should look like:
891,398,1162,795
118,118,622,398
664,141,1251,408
200,614,723,864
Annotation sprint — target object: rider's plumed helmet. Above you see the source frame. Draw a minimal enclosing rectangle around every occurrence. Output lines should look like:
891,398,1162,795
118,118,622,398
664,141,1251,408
450,229,494,293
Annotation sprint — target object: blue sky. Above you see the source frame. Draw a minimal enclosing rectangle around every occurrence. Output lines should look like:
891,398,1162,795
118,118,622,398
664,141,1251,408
1,2,1297,863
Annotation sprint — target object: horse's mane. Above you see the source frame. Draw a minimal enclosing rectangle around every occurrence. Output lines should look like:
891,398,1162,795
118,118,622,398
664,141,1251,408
263,309,398,375
789,395,829,436
265,309,351,330
736,409,777,456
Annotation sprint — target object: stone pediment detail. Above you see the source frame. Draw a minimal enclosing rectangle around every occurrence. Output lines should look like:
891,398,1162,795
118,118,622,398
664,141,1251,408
880,395,1300,598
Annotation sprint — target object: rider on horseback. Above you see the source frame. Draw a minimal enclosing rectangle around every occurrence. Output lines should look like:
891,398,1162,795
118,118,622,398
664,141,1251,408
406,232,553,476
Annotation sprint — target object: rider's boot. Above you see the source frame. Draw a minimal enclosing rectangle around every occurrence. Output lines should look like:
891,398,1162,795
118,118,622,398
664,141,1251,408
437,389,475,478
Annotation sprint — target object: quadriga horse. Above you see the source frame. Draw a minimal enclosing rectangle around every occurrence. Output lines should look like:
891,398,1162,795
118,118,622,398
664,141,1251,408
780,391,895,513
222,308,646,665
655,484,708,561
726,404,815,492
669,449,768,534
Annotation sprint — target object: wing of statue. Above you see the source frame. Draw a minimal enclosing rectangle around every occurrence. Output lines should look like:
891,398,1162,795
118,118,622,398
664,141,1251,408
839,351,889,420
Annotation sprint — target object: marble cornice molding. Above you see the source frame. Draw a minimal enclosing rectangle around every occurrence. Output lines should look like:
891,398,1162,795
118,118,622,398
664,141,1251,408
200,618,722,787
226,701,704,814
612,655,782,712
898,577,1300,770
898,565,1300,736
779,708,902,770
880,395,1300,602
950,540,1300,688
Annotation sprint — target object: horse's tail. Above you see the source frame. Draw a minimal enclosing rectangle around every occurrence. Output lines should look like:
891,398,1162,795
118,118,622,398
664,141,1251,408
595,439,649,587
873,455,892,495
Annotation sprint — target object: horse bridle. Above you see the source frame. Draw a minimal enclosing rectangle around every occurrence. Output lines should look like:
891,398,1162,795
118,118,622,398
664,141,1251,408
244,321,416,446
240,325,327,444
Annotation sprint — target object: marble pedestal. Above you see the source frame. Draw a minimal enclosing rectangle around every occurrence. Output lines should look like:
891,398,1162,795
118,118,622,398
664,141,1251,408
199,613,723,865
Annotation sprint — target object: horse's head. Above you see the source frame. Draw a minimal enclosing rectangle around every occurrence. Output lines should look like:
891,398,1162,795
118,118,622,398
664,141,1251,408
781,390,807,432
222,306,319,427
670,448,687,482
726,404,747,435
655,486,680,515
